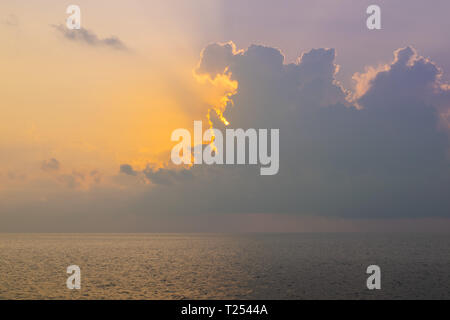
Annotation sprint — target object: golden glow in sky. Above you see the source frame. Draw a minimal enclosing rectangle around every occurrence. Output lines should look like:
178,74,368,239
0,0,230,191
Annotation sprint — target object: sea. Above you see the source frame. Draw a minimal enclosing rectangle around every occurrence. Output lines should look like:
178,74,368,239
1,233,449,299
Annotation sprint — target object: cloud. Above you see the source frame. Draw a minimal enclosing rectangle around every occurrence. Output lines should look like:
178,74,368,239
133,43,449,219
120,163,193,186
90,170,102,184
120,164,137,176
196,42,239,77
356,47,446,106
143,166,193,186
52,24,128,51
355,46,450,128
56,169,102,189
1,14,19,27
40,159,102,189
41,158,60,172
58,174,79,189
2,42,449,232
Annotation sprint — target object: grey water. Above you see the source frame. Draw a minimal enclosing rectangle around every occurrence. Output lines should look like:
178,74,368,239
1,233,449,299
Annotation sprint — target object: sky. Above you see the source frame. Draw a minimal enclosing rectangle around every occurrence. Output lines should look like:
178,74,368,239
0,0,449,232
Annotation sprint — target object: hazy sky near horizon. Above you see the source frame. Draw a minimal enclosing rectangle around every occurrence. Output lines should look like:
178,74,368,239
1,0,449,232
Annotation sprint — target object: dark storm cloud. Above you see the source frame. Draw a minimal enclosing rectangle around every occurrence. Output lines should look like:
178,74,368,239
134,43,449,218
52,24,128,51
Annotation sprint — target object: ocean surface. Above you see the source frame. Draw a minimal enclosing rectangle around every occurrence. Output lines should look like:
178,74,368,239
1,233,449,299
